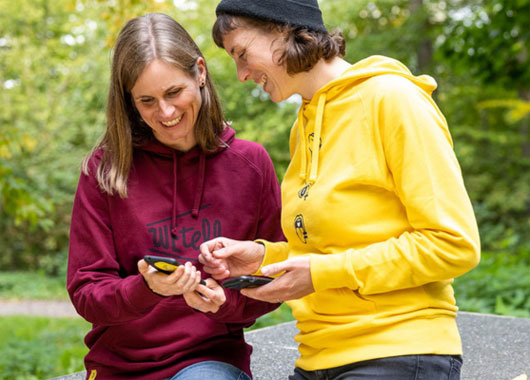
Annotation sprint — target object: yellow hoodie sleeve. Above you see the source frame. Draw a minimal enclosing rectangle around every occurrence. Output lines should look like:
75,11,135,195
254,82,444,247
311,75,480,294
253,240,289,276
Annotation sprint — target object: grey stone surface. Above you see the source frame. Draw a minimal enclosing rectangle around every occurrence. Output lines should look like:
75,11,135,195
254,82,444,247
50,311,530,380
0,300,78,317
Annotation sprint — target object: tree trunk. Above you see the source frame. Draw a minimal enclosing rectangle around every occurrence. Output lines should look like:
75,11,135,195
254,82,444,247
409,0,434,89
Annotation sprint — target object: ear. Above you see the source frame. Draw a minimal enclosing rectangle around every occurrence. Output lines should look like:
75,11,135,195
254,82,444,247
196,56,207,83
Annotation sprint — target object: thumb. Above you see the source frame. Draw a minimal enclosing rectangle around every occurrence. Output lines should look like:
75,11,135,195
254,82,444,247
137,259,149,275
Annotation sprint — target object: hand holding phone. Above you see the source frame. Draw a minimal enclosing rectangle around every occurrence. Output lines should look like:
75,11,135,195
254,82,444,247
222,275,273,290
144,255,205,285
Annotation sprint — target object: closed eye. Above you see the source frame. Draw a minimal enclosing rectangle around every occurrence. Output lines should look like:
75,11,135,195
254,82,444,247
167,89,181,96
139,97,154,104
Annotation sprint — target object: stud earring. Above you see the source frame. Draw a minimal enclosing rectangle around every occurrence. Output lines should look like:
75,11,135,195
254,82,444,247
200,80,205,87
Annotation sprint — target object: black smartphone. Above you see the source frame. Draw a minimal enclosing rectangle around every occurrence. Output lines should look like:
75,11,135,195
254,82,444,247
222,275,274,290
144,255,205,285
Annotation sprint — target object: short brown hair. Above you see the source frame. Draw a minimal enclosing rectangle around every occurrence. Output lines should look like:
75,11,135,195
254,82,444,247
84,13,225,198
213,14,346,75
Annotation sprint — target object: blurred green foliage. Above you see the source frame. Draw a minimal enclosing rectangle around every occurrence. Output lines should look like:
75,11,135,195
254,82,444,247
0,0,529,312
0,316,90,379
453,250,530,318
0,270,68,300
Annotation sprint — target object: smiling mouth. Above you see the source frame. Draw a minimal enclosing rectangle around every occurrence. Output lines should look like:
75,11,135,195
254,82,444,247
259,75,268,88
161,115,183,127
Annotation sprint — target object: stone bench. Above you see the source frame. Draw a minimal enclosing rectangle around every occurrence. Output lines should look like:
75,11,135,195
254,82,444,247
50,311,530,380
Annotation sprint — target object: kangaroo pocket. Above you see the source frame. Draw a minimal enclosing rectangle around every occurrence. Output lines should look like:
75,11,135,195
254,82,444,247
293,287,376,323
100,297,230,363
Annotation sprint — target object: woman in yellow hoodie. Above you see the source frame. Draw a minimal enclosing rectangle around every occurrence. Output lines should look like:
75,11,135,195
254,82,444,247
199,1,481,379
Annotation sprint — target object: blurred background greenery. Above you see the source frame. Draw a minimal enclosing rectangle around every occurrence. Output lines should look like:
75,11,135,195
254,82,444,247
0,0,529,378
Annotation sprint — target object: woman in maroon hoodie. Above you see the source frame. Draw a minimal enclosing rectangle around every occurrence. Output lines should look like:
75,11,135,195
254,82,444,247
67,13,284,380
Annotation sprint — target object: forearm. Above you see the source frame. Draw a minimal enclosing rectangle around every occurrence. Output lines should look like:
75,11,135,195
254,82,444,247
311,226,480,294
68,272,163,325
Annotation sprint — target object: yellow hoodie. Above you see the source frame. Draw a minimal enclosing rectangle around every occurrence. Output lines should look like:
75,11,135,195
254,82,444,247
257,56,480,370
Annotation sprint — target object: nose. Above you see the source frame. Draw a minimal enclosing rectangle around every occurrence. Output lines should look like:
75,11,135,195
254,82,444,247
158,100,175,117
236,63,250,82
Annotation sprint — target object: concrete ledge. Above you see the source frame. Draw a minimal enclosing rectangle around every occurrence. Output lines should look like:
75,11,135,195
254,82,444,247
50,311,530,380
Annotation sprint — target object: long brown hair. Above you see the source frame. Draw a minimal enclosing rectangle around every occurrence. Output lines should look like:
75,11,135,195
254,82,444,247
212,14,345,75
83,13,225,198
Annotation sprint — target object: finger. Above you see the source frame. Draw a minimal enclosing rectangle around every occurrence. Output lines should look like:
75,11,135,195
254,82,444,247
211,244,239,259
201,264,229,278
178,263,197,290
182,269,197,292
167,264,185,283
200,257,227,271
137,259,149,275
204,277,219,287
195,283,216,300
199,237,229,258
198,253,209,265
184,291,208,309
198,245,214,264
261,261,286,276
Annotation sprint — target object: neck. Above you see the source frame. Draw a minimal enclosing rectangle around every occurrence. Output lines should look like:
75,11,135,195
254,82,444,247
297,57,351,100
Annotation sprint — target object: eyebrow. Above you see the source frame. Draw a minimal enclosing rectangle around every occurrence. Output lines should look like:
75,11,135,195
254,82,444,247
134,85,181,100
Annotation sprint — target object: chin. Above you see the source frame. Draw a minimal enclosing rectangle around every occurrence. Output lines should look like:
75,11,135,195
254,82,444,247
269,94,282,103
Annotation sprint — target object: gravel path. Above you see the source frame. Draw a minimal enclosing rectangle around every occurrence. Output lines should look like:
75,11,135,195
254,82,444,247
0,299,79,318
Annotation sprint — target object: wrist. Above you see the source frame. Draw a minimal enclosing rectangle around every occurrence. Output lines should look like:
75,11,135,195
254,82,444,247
253,241,266,273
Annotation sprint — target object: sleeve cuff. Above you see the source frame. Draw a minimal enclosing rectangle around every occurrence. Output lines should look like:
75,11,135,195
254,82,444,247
253,240,289,276
205,288,238,320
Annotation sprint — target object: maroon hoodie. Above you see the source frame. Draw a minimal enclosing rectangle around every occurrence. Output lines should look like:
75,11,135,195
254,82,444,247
67,126,284,379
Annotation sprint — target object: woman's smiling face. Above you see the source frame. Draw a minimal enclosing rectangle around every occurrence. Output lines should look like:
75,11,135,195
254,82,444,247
222,27,296,103
131,58,206,151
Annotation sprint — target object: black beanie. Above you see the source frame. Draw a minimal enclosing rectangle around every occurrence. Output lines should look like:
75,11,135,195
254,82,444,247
215,0,327,33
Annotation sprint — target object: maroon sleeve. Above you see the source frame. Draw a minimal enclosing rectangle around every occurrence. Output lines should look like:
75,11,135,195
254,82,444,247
66,160,163,325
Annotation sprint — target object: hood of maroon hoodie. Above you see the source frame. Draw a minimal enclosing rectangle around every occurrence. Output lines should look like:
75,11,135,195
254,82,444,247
138,126,236,238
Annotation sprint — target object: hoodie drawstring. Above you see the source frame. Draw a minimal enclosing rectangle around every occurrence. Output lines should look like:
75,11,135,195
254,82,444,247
297,106,307,180
298,92,326,183
171,150,207,236
191,152,206,218
310,93,326,182
171,151,179,236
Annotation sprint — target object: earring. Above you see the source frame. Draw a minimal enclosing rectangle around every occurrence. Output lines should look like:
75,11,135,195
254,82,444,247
200,80,205,87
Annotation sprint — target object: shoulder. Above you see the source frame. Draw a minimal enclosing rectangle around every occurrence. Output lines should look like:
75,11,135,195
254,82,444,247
359,75,434,116
228,138,272,162
218,138,274,177
366,74,419,96
81,148,104,176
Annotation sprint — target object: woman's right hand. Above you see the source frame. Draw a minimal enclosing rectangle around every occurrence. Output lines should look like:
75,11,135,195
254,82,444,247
198,238,265,280
138,259,202,297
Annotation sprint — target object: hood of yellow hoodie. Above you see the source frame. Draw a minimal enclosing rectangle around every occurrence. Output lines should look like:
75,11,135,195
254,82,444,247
296,55,437,183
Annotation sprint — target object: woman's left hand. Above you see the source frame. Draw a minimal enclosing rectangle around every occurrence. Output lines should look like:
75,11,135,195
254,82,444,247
183,278,226,313
241,256,315,303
